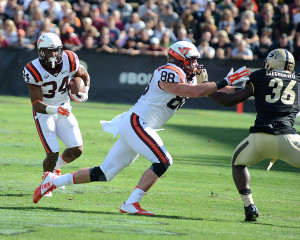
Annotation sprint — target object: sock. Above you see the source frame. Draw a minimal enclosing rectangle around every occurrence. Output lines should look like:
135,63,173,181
125,187,145,205
54,154,69,170
53,173,75,187
239,189,254,207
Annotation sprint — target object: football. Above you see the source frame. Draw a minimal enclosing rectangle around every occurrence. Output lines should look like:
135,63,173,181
69,77,85,98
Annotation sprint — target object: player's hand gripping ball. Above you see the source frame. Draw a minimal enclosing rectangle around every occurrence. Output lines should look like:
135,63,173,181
69,77,87,103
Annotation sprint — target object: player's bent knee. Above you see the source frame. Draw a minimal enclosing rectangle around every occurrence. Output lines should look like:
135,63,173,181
89,166,107,182
150,163,170,177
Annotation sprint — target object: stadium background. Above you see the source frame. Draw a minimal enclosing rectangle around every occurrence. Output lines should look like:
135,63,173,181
1,48,300,112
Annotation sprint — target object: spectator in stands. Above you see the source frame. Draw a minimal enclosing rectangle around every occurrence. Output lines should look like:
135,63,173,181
238,10,258,35
293,32,300,61
180,8,194,31
136,28,151,50
61,9,81,34
252,33,272,59
192,0,208,14
217,9,235,35
236,18,259,49
215,47,226,59
13,10,29,31
199,16,217,38
144,18,155,38
211,30,232,59
99,2,110,22
30,8,44,33
107,15,122,46
124,12,145,35
112,10,125,31
118,36,140,55
159,4,179,30
137,0,159,22
269,33,294,53
11,28,35,50
96,34,116,53
197,38,215,59
159,30,174,49
39,0,63,24
289,0,300,26
153,20,177,42
141,36,167,56
231,39,253,60
216,0,235,13
78,2,90,22
274,13,296,42
257,3,276,40
90,7,107,33
269,0,281,23
60,23,82,52
3,0,18,20
25,21,39,45
80,26,100,47
115,0,133,24
231,32,243,49
40,17,60,36
236,0,258,14
118,26,135,48
3,19,18,45
0,29,10,48
176,26,191,42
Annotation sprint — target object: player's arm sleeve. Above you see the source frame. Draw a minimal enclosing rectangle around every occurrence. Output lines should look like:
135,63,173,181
23,65,42,86
208,83,253,107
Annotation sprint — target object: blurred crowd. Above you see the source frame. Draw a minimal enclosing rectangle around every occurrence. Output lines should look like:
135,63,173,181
1,0,300,60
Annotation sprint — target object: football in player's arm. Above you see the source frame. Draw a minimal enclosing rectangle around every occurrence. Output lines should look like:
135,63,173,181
24,32,90,197
208,49,300,222
32,41,249,215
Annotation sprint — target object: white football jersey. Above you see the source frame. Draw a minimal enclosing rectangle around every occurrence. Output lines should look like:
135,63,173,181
23,50,80,107
130,63,197,129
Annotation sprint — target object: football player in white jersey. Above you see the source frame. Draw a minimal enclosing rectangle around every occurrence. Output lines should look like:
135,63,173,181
24,32,90,196
33,41,249,214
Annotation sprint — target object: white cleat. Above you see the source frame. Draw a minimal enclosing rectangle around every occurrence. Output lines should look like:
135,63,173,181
33,172,56,203
120,202,155,215
53,169,65,190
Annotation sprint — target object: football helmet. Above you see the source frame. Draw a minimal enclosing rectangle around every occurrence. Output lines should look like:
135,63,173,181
264,48,295,73
37,32,63,69
168,41,200,77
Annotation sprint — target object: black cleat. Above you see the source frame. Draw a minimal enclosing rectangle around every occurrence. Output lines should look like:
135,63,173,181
244,204,259,221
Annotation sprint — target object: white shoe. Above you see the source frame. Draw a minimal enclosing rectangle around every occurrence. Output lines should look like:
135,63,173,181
33,172,56,203
120,202,155,215
44,191,53,197
53,169,65,190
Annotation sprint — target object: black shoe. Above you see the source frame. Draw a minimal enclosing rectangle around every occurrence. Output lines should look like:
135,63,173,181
244,204,259,221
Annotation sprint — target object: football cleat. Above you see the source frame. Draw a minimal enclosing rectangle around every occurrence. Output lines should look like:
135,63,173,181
33,172,56,203
44,190,53,197
53,169,65,190
244,204,260,221
120,202,155,215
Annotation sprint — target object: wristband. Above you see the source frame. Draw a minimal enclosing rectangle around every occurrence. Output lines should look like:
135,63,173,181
46,106,57,114
85,86,89,93
216,80,228,90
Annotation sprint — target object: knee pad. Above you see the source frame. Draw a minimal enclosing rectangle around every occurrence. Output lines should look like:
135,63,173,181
89,166,107,182
150,163,170,177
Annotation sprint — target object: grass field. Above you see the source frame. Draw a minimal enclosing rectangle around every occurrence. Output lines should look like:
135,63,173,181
0,96,299,240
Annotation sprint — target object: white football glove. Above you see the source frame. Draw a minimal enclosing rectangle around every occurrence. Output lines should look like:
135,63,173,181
224,66,250,86
46,106,72,118
196,66,208,84
70,86,89,103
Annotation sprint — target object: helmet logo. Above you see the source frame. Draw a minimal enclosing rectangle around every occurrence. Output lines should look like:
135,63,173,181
37,39,44,48
178,47,192,56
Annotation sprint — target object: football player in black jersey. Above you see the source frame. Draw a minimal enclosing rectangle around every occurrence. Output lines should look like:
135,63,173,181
209,48,299,221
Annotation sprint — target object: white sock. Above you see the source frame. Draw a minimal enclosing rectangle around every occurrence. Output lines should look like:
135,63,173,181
125,187,145,205
53,173,75,187
240,193,254,207
54,154,69,170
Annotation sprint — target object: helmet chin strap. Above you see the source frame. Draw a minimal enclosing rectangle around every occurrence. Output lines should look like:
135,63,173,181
49,57,56,68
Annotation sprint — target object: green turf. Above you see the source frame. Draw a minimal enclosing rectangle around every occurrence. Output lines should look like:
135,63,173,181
0,96,299,240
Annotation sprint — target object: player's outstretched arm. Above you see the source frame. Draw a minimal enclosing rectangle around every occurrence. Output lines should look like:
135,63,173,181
71,64,90,103
208,84,253,107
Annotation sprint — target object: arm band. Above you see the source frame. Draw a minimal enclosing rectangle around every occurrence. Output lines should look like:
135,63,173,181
82,72,88,78
216,80,228,90
32,100,41,105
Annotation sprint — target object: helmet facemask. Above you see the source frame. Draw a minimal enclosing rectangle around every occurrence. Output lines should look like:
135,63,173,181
38,47,63,69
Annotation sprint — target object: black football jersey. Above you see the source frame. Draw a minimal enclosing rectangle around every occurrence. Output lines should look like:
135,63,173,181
249,69,299,134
